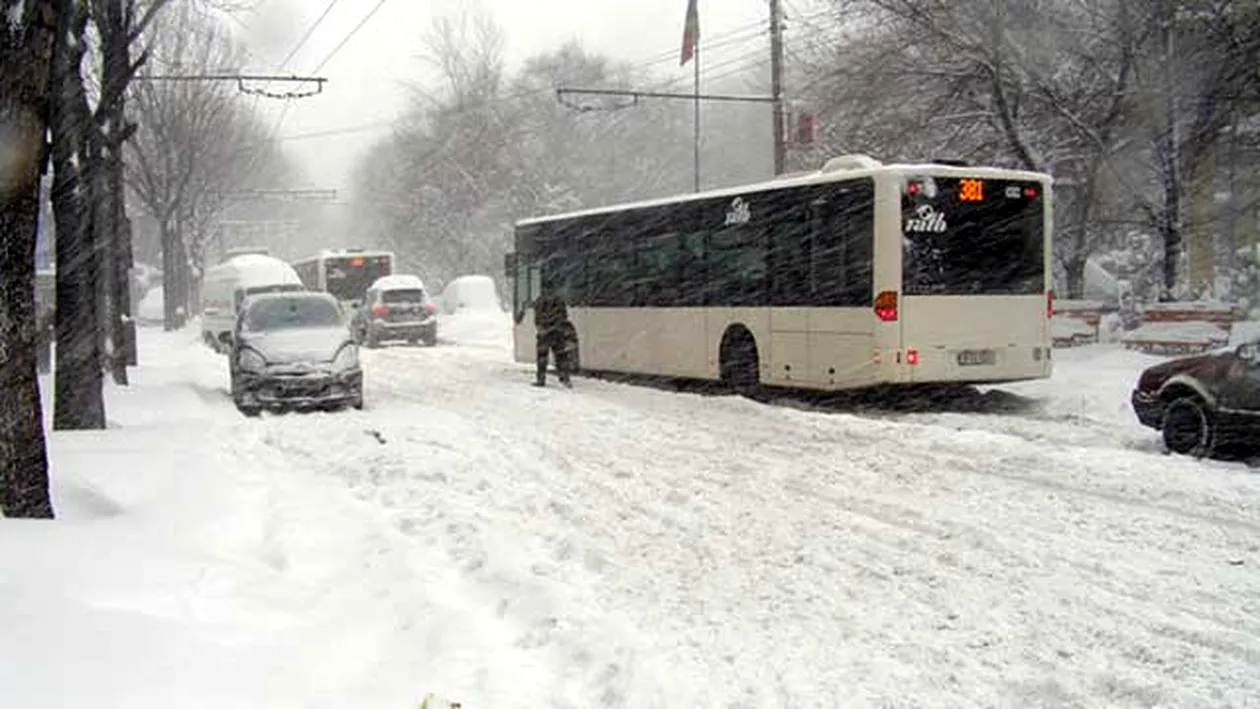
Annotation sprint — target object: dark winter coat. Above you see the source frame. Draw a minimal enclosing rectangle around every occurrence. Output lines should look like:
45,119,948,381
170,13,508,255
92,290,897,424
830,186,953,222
533,292,569,331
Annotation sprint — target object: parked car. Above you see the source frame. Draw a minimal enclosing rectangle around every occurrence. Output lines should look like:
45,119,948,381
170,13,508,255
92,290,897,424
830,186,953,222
440,274,502,314
223,291,363,416
202,254,305,353
351,274,438,348
1131,339,1260,457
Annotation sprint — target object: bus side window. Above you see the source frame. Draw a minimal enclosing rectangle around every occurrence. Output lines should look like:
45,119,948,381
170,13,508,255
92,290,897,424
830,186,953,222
636,232,682,307
708,224,767,307
810,199,843,304
513,261,528,319
769,194,812,307
677,231,707,307
585,227,633,307
811,182,874,307
838,183,875,306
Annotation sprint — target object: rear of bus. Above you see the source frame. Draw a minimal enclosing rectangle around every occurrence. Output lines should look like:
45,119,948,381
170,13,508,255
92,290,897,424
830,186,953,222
891,170,1052,385
323,252,394,307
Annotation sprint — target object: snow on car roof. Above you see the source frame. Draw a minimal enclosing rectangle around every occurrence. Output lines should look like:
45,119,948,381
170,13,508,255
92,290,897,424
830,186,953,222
209,254,303,289
370,274,426,291
244,290,337,306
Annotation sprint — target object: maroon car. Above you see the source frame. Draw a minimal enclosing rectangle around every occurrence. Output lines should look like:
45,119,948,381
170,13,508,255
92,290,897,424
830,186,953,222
1131,340,1260,456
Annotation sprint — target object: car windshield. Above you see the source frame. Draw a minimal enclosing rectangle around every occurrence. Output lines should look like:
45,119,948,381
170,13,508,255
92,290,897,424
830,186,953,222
381,288,426,304
244,297,342,332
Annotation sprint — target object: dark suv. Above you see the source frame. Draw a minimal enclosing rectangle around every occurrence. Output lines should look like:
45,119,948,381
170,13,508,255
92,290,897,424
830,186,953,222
1131,340,1260,457
353,276,438,348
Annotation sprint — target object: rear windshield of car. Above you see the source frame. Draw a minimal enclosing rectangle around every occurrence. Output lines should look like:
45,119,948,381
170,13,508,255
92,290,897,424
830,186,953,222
244,297,342,331
381,289,426,304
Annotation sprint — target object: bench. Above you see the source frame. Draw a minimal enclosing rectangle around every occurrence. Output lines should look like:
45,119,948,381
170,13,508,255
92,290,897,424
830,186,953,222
1121,301,1243,355
1051,299,1111,346
1052,315,1097,348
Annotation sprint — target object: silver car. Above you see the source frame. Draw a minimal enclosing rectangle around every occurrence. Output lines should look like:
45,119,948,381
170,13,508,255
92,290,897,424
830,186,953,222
223,291,364,416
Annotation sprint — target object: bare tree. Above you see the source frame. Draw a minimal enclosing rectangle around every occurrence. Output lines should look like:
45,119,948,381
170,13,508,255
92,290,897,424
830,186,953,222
352,22,700,289
807,0,1154,298
49,0,108,430
0,0,59,517
126,2,261,328
44,0,169,430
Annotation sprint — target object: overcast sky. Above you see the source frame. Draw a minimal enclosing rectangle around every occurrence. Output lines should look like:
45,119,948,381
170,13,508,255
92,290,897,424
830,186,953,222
233,0,788,193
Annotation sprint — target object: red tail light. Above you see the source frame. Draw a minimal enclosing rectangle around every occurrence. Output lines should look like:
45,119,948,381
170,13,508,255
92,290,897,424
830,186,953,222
1047,289,1055,318
371,304,389,316
906,348,919,366
875,291,899,322
423,302,437,314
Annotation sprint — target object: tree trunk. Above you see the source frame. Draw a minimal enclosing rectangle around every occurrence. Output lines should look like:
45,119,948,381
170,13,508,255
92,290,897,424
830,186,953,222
0,0,58,519
51,0,107,432
161,218,181,330
97,0,135,382
1063,255,1088,302
1158,0,1182,300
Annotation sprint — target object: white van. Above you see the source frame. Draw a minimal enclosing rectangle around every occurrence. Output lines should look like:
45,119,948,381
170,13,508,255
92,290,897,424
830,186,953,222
201,254,306,352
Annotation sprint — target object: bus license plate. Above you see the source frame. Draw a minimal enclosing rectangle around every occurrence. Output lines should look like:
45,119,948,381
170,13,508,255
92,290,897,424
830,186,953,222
957,349,996,366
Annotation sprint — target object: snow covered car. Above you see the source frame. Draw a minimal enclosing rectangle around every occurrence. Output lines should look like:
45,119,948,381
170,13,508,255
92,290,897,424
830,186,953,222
225,291,363,416
1131,339,1260,456
351,274,438,347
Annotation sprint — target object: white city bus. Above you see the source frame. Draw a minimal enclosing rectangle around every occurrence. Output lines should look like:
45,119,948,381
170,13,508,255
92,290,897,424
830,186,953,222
506,154,1054,392
291,249,396,307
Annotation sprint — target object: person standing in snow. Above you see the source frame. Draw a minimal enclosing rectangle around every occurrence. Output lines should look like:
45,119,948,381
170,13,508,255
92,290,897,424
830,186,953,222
533,290,572,387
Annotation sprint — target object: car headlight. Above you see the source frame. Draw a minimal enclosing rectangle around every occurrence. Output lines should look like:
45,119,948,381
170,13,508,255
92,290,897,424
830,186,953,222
331,343,359,371
238,347,267,372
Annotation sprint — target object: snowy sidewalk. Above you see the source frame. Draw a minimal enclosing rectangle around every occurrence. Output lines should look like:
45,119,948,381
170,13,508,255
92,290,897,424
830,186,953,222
1,330,553,709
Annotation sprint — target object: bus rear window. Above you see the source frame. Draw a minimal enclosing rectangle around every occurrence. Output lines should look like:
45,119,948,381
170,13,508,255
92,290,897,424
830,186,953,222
901,177,1045,296
326,255,391,301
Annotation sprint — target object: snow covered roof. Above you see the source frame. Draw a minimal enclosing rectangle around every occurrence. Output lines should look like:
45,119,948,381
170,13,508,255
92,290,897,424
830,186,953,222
1144,301,1238,314
441,275,500,312
206,254,303,289
516,158,1049,227
1054,299,1108,312
370,274,426,291
1122,321,1230,344
1052,316,1096,338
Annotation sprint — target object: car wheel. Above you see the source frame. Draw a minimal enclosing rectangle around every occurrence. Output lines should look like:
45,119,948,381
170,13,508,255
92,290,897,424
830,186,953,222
423,332,437,347
236,403,261,418
1162,396,1215,457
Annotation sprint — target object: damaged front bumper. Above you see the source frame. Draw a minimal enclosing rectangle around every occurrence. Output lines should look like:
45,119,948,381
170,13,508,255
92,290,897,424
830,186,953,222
236,367,363,409
1131,388,1163,430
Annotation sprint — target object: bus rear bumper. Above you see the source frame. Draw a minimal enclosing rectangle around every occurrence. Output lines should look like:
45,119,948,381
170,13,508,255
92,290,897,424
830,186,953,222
892,344,1053,385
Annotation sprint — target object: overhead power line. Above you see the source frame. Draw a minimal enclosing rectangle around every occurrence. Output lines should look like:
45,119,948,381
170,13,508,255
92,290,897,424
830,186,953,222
311,0,391,74
279,0,344,68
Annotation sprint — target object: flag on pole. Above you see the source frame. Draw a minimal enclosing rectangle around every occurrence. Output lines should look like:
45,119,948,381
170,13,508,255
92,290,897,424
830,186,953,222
680,0,699,66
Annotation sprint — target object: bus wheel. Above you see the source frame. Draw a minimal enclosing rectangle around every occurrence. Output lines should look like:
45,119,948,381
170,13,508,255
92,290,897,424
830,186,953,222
720,327,760,395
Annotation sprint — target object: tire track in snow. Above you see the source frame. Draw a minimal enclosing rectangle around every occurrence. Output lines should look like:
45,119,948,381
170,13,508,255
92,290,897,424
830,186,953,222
341,339,1260,706
499,378,1260,704
250,409,674,708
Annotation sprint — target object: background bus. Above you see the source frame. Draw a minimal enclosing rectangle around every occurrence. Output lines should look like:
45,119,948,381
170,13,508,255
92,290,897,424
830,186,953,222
291,249,395,307
506,154,1053,392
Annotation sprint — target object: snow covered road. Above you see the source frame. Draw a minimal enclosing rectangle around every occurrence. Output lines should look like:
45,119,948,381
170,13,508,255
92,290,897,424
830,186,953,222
6,314,1260,708
282,314,1260,706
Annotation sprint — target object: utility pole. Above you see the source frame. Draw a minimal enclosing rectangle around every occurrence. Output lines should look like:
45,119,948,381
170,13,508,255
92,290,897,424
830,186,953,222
769,0,787,175
556,88,777,192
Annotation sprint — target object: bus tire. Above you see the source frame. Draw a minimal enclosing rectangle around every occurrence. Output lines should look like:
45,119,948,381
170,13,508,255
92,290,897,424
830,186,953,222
719,326,759,395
